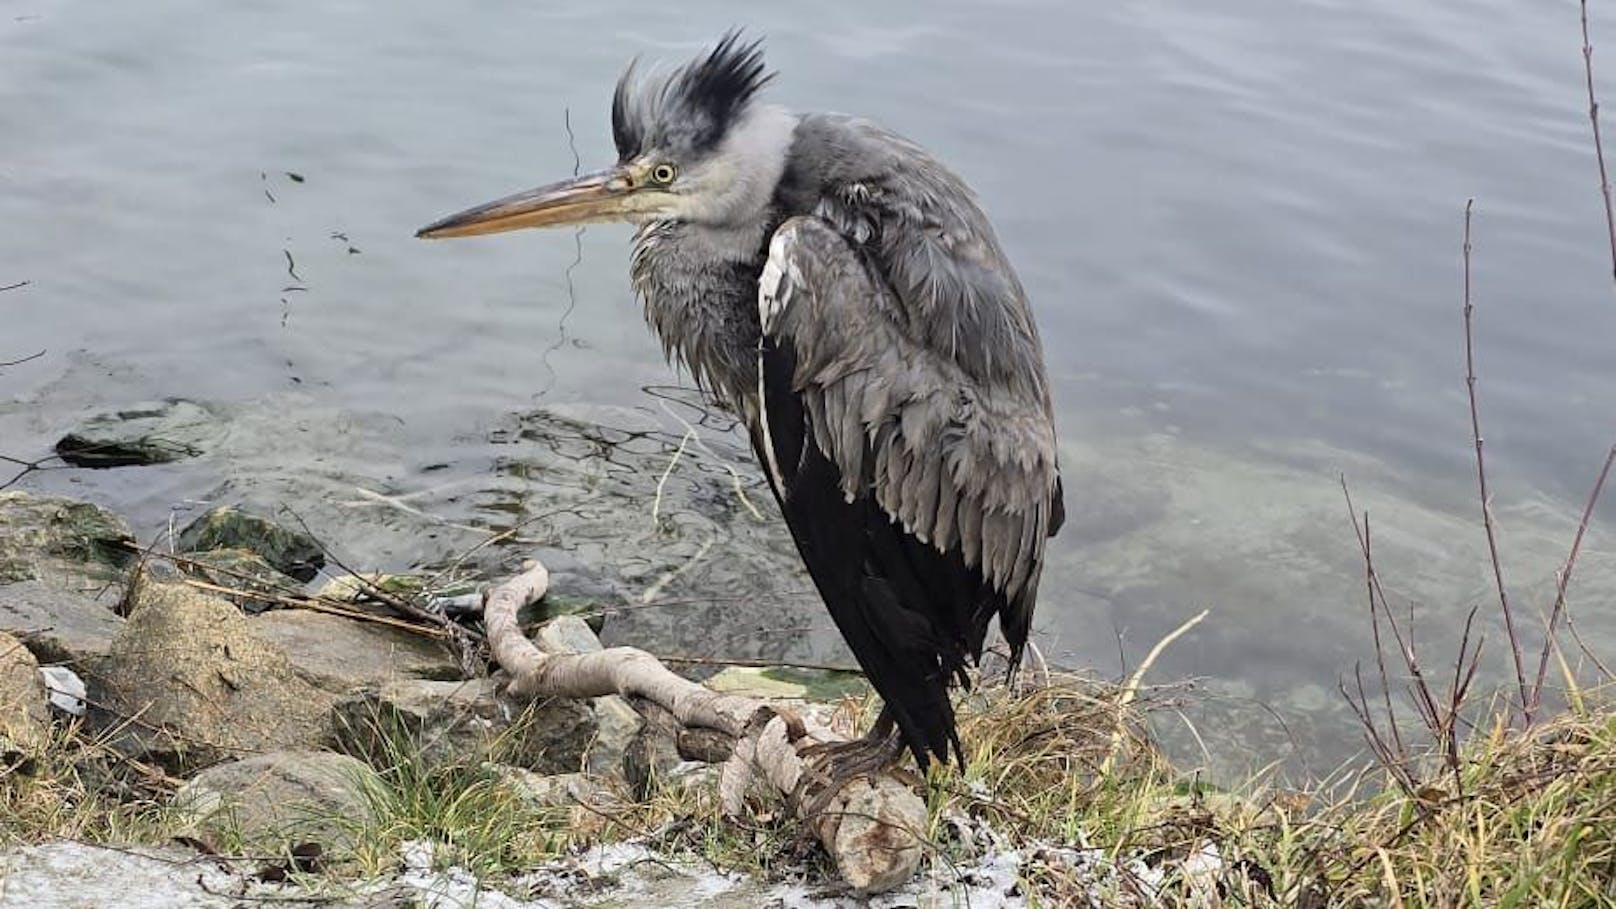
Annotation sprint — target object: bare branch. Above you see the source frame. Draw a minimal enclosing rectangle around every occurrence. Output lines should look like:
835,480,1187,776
1461,199,1531,723
483,559,926,893
1581,0,1616,293
1531,443,1616,711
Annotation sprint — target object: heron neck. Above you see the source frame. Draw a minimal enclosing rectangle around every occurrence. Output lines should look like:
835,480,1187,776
630,216,777,410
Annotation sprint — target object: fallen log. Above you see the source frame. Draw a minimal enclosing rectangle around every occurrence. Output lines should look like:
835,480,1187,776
482,560,927,893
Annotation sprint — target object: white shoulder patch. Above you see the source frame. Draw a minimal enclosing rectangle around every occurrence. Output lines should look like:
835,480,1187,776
757,227,797,335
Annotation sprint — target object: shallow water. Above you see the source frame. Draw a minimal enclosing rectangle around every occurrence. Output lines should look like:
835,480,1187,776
4,0,1616,775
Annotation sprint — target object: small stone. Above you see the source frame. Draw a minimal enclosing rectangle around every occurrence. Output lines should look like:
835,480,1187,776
588,694,644,778
534,614,605,655
97,580,334,773
172,750,379,854
0,492,134,585
492,767,612,811
0,631,51,762
623,699,683,798
491,766,623,839
53,399,222,467
175,506,324,582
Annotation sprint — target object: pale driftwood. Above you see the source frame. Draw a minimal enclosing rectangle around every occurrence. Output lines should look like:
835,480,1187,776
482,560,927,893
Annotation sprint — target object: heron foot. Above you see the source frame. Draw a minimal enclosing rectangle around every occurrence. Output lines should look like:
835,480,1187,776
794,718,906,818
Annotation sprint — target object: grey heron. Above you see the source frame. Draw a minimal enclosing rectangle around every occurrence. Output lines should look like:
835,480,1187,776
418,33,1065,774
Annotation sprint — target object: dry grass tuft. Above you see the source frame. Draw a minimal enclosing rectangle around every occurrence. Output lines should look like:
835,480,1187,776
0,719,181,847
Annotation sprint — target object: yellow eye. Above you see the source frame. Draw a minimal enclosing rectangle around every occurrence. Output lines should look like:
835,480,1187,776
650,163,677,184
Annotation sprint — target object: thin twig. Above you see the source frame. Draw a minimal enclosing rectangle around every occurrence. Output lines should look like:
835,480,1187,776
660,655,861,674
1582,0,1616,293
1102,609,1207,775
1341,480,1406,759
651,429,694,525
0,452,67,491
0,281,28,293
0,349,45,368
1461,198,1530,723
1531,443,1616,710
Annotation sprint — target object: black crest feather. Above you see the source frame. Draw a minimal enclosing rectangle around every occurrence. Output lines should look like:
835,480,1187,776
612,31,775,161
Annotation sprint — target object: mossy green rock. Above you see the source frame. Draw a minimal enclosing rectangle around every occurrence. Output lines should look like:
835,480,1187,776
176,506,324,582
179,548,303,613
0,492,134,584
519,592,607,635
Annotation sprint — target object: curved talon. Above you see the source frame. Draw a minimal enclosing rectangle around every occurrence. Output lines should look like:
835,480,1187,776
793,712,906,818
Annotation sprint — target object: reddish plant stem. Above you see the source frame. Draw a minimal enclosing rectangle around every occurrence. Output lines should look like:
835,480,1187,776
1461,199,1531,724
1583,0,1616,292
1531,444,1616,711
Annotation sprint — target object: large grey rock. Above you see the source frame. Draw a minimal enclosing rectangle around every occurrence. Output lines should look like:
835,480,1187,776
0,492,133,585
176,506,324,582
97,580,334,773
53,399,222,467
331,678,596,775
172,750,378,853
0,579,125,665
0,631,50,762
250,609,460,691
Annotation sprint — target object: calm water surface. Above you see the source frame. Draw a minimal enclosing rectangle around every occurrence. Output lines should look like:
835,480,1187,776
4,0,1615,774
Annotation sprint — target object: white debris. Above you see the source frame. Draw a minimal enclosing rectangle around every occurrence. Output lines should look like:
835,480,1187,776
38,666,86,716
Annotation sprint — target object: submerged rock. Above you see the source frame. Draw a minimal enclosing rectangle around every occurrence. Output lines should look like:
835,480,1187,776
176,506,324,582
97,580,334,773
705,665,869,702
0,630,50,763
0,492,133,585
331,678,597,775
53,399,221,467
172,750,379,854
0,579,125,666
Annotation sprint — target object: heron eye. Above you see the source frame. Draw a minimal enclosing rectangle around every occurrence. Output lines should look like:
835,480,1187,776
650,163,677,184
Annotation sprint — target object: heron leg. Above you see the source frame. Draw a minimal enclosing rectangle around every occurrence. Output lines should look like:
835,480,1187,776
794,706,906,817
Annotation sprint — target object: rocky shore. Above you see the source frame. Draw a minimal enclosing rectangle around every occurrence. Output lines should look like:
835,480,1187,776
0,487,1089,907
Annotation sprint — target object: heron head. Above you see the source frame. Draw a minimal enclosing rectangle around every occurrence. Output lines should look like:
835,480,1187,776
417,32,791,239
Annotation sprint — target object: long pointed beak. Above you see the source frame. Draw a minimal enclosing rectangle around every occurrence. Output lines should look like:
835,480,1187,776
416,167,638,239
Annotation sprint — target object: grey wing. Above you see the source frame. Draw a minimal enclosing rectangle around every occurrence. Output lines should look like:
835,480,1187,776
757,214,1062,625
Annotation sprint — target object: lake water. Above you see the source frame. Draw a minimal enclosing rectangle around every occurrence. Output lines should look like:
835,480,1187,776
4,0,1615,776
